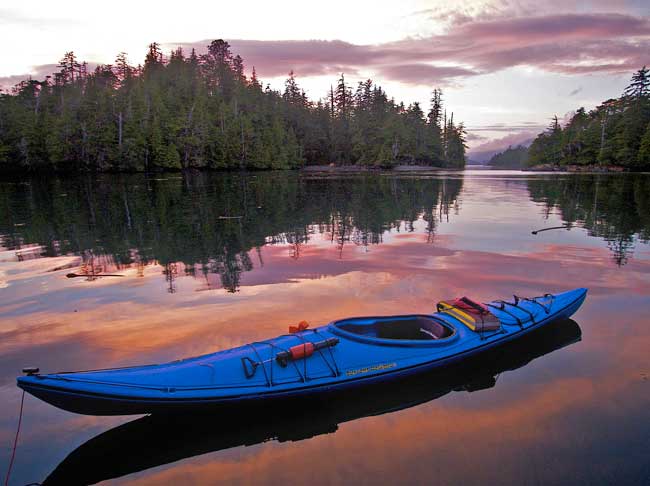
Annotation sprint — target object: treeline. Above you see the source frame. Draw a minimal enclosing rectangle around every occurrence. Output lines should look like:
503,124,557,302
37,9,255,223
528,67,650,169
0,173,463,291
488,145,528,169
0,41,467,173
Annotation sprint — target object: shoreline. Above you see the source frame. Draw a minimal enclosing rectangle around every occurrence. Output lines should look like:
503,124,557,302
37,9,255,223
1,164,645,178
522,164,628,173
300,164,459,174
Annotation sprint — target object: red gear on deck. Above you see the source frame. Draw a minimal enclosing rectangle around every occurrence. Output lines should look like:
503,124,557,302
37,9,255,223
289,320,310,333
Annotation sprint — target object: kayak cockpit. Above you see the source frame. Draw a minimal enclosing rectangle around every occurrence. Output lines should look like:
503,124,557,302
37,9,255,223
330,315,455,344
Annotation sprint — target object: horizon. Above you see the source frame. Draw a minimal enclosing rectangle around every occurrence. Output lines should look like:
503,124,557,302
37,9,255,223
1,1,649,154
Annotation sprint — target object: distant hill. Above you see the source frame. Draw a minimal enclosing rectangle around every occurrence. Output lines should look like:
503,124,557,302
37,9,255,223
467,149,502,164
467,136,534,164
488,145,529,168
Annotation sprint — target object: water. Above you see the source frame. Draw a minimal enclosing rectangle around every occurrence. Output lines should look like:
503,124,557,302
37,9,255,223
1,170,649,485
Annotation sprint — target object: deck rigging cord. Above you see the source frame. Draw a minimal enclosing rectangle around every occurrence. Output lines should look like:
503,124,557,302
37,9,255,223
484,294,555,331
4,390,25,486
242,330,339,385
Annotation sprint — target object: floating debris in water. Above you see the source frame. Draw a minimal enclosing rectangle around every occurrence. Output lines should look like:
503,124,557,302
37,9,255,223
66,273,124,279
531,225,571,235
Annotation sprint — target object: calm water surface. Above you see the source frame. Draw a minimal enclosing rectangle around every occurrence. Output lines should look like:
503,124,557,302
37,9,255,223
1,170,649,485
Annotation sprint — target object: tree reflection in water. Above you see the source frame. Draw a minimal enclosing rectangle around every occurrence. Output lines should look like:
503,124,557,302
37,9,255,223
527,173,650,266
2,172,648,294
0,173,463,292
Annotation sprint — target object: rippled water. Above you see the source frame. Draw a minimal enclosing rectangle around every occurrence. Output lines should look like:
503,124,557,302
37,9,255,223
1,171,649,485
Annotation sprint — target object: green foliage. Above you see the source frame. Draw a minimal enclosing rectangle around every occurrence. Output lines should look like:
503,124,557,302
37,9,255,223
488,145,529,168
0,41,466,172
443,115,467,169
638,123,650,166
526,67,650,170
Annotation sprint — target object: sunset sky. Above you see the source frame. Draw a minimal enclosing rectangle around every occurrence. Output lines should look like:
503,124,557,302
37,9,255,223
1,0,649,153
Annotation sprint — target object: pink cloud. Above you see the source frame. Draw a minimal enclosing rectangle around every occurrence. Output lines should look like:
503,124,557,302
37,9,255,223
175,12,650,86
453,13,650,42
386,13,650,76
0,64,58,91
0,62,100,92
378,64,477,86
468,123,547,133
3,12,648,92
174,39,371,78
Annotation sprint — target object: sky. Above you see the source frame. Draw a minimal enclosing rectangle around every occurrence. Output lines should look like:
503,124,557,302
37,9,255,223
1,0,649,154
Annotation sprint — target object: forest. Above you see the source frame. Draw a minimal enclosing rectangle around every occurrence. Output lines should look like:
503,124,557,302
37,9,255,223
527,67,650,170
0,41,467,173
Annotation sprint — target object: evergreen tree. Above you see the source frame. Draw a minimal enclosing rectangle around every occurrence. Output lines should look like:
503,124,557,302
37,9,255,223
623,66,650,100
638,123,650,166
425,88,444,164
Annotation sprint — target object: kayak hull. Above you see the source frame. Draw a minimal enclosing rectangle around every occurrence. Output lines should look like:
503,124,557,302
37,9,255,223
17,288,587,415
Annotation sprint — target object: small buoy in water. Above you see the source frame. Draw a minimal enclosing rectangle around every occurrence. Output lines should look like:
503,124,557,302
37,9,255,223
22,367,39,375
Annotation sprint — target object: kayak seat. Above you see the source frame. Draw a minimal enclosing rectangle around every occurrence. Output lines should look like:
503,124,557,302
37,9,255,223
337,315,453,340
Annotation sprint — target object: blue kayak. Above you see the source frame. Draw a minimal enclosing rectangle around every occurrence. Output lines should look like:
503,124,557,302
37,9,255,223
43,319,582,485
17,288,587,415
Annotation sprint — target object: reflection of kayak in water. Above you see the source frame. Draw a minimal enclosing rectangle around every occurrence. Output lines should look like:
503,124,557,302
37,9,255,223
18,288,587,416
43,318,582,486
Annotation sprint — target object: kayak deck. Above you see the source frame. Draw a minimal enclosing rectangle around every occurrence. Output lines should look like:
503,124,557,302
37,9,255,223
17,288,587,415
